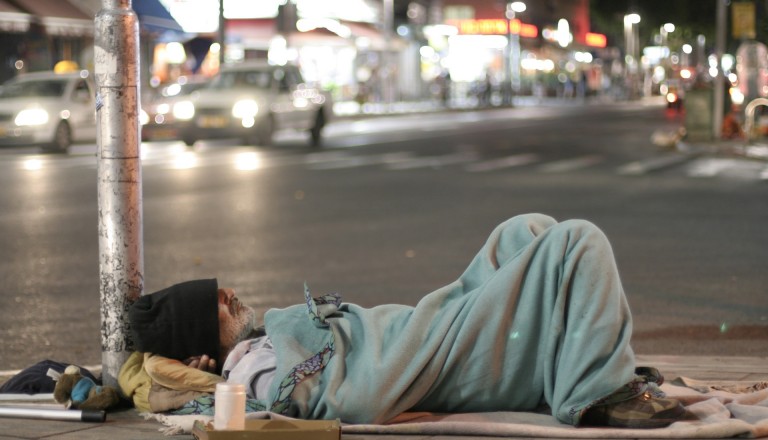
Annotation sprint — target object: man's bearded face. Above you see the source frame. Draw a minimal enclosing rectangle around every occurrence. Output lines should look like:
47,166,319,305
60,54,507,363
217,288,256,357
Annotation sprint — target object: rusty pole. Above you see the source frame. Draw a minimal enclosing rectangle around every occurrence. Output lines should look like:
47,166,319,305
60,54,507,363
94,0,144,387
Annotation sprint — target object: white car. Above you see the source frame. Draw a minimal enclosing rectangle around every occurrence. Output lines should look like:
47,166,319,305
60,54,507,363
174,61,332,148
0,71,96,152
140,77,211,141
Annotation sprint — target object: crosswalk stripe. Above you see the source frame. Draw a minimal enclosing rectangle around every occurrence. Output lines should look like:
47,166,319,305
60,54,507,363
538,155,604,172
686,158,736,177
616,154,692,175
685,157,768,179
302,151,350,164
465,153,539,172
5,146,765,182
308,152,413,170
386,151,478,170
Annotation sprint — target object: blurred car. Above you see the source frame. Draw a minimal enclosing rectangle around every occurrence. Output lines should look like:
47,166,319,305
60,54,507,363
173,61,332,148
140,76,210,141
0,70,96,152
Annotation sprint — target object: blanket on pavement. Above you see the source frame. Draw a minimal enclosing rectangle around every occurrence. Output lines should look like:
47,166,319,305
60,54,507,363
144,377,768,438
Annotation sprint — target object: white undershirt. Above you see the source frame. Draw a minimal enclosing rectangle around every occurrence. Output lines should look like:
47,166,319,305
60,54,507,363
221,336,277,400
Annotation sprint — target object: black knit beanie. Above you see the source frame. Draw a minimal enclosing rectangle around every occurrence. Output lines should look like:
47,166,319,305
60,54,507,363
128,278,220,362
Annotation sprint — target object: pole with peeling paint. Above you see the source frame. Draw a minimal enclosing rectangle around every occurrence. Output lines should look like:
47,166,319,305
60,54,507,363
94,0,144,388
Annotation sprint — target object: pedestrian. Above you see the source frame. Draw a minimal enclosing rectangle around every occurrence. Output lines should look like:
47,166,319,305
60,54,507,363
123,213,686,429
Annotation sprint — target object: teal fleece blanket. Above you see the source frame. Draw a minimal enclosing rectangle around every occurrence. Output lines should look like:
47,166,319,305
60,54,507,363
263,213,638,425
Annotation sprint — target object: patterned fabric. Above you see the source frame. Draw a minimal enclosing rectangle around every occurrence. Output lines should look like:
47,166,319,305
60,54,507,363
170,285,340,418
171,394,266,416
304,282,341,328
270,340,335,414
269,283,338,414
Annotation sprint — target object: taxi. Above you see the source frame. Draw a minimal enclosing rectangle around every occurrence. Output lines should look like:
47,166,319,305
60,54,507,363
173,61,332,148
0,66,96,152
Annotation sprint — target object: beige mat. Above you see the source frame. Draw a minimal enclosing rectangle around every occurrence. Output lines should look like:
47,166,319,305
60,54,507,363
146,378,768,438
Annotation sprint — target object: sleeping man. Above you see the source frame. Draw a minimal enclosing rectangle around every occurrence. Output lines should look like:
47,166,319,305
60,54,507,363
122,213,686,429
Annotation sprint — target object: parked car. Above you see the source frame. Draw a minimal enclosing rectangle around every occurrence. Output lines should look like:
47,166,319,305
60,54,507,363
0,70,96,152
173,61,332,148
140,76,210,141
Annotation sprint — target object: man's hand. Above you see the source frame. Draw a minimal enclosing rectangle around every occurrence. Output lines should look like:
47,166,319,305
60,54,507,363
183,354,217,373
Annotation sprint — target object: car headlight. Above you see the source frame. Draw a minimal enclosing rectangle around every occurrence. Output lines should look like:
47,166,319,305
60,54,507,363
15,108,49,126
232,99,259,119
173,101,195,120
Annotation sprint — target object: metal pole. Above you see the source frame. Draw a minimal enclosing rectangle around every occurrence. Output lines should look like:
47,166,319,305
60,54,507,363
94,0,144,388
382,0,394,105
219,0,226,65
713,0,727,139
0,407,105,423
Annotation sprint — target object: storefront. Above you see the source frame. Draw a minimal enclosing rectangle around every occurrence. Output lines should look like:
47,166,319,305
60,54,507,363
0,0,93,83
423,18,610,104
149,1,392,104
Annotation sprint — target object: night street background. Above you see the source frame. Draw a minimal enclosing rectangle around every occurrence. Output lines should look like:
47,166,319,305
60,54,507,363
0,97,766,372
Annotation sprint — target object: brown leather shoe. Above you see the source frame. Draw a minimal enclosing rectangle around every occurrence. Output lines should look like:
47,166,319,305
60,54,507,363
581,391,686,429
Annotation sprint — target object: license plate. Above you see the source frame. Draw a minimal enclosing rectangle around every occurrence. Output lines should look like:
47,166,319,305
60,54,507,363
150,128,177,139
197,115,228,128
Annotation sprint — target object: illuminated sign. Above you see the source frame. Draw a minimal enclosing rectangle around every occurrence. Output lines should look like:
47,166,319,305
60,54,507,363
447,19,538,37
510,19,538,38
585,32,607,48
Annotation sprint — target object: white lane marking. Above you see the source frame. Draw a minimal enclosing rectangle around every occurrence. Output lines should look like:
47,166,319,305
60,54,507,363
387,151,479,170
303,151,350,164
616,154,692,175
308,152,414,170
465,153,539,172
686,158,735,177
538,155,604,173
686,157,768,179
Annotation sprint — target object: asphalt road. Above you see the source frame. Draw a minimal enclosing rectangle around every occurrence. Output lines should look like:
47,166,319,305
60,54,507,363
0,98,766,373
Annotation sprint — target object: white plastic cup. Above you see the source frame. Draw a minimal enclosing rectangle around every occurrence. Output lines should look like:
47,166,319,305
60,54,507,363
213,382,246,430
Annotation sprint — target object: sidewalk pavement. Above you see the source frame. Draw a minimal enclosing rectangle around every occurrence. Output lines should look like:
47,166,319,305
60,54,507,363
1,355,766,439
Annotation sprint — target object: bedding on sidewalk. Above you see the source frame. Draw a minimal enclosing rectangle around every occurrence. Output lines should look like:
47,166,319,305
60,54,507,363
143,377,768,438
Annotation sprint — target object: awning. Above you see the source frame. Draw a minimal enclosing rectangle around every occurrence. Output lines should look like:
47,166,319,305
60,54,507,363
343,21,388,50
288,27,350,48
11,0,89,19
0,0,92,36
226,19,275,49
0,11,30,33
131,0,188,41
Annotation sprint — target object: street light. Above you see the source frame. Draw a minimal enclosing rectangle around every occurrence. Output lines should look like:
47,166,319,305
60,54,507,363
506,1,526,99
624,13,641,98
661,22,674,53
508,1,526,16
660,23,674,85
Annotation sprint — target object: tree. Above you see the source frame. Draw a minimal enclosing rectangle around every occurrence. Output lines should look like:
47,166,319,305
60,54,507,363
590,0,718,53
